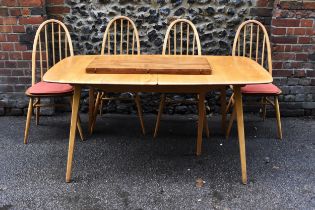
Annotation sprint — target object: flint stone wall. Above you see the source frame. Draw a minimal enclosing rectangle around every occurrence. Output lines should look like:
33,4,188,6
63,0,268,115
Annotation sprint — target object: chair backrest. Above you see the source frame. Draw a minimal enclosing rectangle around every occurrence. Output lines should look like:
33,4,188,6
232,20,272,75
31,19,73,85
162,19,201,55
101,16,140,55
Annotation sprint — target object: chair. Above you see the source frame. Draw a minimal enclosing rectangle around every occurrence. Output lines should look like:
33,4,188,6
24,19,84,144
226,20,282,139
90,16,145,135
153,19,210,138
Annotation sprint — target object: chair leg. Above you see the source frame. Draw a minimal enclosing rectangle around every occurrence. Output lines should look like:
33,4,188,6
203,106,210,138
226,106,236,139
24,98,33,144
90,92,101,134
35,98,40,125
135,93,146,135
76,115,84,141
262,97,267,121
226,93,234,113
220,87,227,134
99,95,103,116
88,87,95,133
153,94,165,138
274,96,282,140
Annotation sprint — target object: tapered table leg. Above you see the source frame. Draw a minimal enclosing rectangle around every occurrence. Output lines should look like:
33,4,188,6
196,92,205,156
234,86,247,185
66,85,81,183
88,87,95,134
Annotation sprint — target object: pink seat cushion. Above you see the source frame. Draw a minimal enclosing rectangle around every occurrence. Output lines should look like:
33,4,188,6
27,81,73,95
241,83,281,95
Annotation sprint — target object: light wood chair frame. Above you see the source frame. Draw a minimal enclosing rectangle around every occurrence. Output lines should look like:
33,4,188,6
90,16,145,135
226,19,282,139
24,19,84,144
154,19,212,138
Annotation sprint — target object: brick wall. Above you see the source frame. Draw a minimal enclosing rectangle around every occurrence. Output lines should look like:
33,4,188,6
0,0,314,116
0,0,46,115
271,0,315,116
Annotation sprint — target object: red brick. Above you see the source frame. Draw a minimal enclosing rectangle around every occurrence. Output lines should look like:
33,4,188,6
287,28,294,35
273,45,285,52
22,52,32,60
284,45,291,52
272,19,300,27
290,62,300,69
291,45,303,52
0,26,12,33
300,19,313,27
2,43,14,51
47,6,70,14
0,52,9,60
272,36,297,44
273,53,295,61
296,54,309,61
272,62,283,69
6,34,19,42
0,69,11,76
47,0,65,4
294,28,306,35
272,27,286,35
12,25,25,33
1,18,15,26
5,61,17,68
273,69,293,77
293,70,306,78
19,16,44,25
256,0,270,7
18,0,44,7
303,2,315,10
12,69,25,76
9,8,21,16
298,37,311,44
0,8,9,16
15,43,27,51
2,0,17,6
305,28,314,35
0,34,6,42
307,71,315,77
17,61,30,68
9,52,22,60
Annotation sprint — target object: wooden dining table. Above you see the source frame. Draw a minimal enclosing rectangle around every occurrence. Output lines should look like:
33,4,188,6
43,55,272,184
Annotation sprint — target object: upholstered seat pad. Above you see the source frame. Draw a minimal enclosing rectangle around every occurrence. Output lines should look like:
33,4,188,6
241,83,281,95
27,81,74,95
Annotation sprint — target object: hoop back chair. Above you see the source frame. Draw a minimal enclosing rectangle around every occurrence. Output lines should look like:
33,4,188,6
90,16,145,135
24,19,84,144
154,19,210,138
226,20,282,139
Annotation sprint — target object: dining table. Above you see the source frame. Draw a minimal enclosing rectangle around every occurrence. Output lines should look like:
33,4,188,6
43,54,273,184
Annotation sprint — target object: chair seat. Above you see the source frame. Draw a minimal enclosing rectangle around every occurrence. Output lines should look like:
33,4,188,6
27,81,74,95
241,83,281,95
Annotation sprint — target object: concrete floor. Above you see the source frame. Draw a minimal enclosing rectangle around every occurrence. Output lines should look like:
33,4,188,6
0,114,314,209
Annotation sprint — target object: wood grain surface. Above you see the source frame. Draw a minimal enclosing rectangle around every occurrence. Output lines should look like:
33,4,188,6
85,55,212,75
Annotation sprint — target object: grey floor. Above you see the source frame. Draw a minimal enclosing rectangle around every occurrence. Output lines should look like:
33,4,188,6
0,114,314,209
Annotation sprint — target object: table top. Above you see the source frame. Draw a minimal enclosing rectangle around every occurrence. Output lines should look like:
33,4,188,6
43,55,273,86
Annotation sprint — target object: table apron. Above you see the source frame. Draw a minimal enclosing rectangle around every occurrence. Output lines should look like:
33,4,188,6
84,84,229,93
